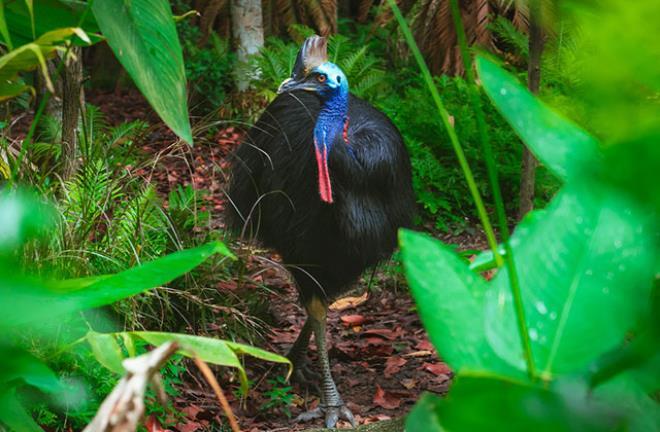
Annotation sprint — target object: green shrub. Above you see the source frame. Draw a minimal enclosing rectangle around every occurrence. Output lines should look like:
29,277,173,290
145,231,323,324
377,74,522,230
177,20,235,113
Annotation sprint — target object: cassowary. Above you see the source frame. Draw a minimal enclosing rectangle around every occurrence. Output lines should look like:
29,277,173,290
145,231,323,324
227,35,415,427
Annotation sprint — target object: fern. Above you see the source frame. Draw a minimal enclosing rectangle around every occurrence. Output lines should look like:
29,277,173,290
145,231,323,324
490,15,529,59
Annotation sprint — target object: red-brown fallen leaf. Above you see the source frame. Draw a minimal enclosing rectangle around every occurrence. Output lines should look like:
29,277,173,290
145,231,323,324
373,385,401,410
340,314,365,326
145,415,171,432
364,414,392,424
177,422,204,432
361,327,404,340
422,362,452,376
180,405,202,420
416,340,434,351
384,356,407,378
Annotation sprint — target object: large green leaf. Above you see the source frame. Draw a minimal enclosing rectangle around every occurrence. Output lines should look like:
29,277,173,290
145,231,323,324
594,372,660,432
1,241,234,326
476,56,601,182
399,229,522,379
0,346,61,393
101,332,292,393
0,389,43,432
405,393,444,432
4,0,100,46
91,0,192,144
434,372,619,432
485,181,655,377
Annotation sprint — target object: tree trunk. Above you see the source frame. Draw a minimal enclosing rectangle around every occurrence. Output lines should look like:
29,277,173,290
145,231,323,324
199,0,227,46
518,0,543,220
61,46,84,180
231,0,264,91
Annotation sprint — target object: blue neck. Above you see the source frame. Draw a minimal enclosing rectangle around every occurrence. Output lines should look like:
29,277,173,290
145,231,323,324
314,89,349,151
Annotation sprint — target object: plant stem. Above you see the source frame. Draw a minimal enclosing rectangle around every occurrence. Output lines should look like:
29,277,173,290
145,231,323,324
448,0,536,380
386,0,502,266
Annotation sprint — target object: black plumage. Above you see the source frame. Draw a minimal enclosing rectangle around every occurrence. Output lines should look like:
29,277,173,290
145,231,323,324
227,91,415,302
226,35,414,427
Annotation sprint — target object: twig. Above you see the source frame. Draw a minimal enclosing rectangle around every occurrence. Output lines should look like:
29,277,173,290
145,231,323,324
193,356,242,432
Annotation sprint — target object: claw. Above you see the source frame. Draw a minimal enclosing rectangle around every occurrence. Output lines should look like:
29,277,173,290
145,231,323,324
296,404,356,428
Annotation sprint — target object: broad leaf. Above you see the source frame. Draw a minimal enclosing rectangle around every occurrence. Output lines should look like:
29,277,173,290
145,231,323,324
126,332,291,393
485,181,655,377
399,229,522,379
86,331,125,374
0,346,61,393
476,56,601,182
405,393,444,431
435,372,619,432
594,372,660,432
4,0,100,46
92,0,192,144
1,241,234,326
0,389,43,432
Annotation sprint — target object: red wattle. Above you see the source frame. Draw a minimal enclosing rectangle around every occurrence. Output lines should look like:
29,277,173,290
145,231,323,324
315,145,333,203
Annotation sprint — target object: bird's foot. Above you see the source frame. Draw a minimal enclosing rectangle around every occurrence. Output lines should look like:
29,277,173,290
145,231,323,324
295,404,356,428
289,359,321,392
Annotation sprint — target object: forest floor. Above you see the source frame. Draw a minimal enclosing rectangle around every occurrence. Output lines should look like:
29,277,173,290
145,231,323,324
84,90,489,431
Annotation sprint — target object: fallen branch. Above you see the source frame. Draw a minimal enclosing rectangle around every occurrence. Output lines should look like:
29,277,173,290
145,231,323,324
83,341,179,432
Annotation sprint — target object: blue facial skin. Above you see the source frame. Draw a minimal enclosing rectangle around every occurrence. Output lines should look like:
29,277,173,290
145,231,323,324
312,62,349,156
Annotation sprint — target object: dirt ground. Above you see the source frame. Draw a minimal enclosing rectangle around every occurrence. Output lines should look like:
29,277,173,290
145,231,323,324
83,90,489,431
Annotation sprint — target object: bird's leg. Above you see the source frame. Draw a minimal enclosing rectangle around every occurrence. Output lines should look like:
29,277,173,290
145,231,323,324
287,317,320,390
295,297,356,428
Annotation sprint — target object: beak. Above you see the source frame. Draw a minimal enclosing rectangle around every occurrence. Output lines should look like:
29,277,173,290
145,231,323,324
277,77,318,94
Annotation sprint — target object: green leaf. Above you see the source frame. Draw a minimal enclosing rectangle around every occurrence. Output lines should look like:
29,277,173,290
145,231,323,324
399,229,522,379
127,332,291,393
0,40,57,94
1,241,233,326
0,346,61,393
0,188,56,253
92,0,192,144
435,372,618,432
0,389,43,432
476,56,601,182
594,372,660,432
405,393,444,431
4,0,100,46
86,331,125,374
0,2,13,49
485,181,655,377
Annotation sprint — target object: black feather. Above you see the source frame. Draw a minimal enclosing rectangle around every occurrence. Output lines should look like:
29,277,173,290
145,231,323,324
227,91,415,302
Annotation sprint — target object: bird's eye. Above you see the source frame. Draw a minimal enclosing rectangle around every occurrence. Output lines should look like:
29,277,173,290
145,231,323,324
336,76,341,83
317,74,327,83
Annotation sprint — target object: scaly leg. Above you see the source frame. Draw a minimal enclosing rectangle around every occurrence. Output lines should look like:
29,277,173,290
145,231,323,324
287,317,320,390
295,297,356,428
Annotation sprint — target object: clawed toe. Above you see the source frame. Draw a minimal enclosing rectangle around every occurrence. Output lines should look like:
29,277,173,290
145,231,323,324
295,404,356,428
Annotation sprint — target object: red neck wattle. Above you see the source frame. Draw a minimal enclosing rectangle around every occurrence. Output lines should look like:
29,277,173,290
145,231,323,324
315,144,333,203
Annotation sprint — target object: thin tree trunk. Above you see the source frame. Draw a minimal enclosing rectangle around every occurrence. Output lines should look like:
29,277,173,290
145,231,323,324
518,0,543,219
199,0,227,46
61,46,83,180
231,0,264,91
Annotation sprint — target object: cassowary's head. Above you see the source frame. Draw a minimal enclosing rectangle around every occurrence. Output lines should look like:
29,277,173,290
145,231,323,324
277,36,350,204
277,36,349,98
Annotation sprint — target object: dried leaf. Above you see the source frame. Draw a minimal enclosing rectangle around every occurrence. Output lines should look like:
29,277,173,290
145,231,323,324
340,314,366,326
373,385,401,410
384,356,407,378
329,292,368,311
